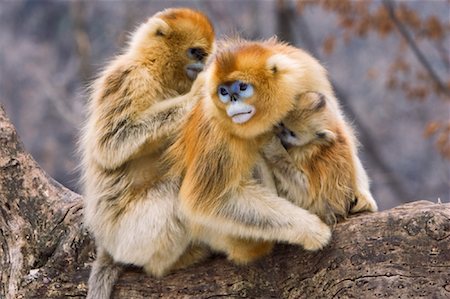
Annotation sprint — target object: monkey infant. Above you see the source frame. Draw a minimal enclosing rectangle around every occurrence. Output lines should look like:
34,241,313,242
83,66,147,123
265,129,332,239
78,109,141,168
264,91,378,225
165,39,332,263
80,8,214,299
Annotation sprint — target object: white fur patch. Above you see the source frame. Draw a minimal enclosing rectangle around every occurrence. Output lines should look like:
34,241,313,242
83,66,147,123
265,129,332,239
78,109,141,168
266,54,302,74
130,18,170,49
227,102,256,124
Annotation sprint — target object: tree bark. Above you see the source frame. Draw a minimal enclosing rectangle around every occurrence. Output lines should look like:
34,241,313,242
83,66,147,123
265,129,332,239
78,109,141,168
1,105,449,299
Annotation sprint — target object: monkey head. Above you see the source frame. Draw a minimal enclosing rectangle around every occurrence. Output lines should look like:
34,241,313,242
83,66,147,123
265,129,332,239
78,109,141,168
129,8,215,94
204,41,304,139
278,92,337,149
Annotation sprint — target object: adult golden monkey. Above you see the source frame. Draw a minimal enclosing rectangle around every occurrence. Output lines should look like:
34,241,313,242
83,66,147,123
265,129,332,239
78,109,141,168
165,39,331,262
80,8,214,299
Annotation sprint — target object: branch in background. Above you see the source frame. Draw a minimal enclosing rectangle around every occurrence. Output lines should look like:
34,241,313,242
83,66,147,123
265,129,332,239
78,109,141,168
30,59,81,126
383,0,450,97
276,1,412,202
435,40,450,70
70,1,92,82
276,0,296,44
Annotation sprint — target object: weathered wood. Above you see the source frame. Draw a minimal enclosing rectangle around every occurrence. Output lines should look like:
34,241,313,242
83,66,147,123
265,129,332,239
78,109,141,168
1,105,449,299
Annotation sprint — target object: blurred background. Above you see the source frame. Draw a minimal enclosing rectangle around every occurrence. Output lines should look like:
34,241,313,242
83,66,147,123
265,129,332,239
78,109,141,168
0,0,448,210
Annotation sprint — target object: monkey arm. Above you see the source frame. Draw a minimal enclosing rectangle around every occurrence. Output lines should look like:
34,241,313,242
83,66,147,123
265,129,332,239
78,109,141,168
93,93,195,170
92,69,205,170
263,136,309,194
180,182,330,251
252,157,278,194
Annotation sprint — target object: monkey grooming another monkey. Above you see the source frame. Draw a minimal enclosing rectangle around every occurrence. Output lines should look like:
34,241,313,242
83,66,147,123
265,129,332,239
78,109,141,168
80,8,214,299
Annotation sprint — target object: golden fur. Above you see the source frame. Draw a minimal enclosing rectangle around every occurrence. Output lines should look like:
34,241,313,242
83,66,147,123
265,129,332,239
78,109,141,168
80,8,214,299
165,39,331,263
262,51,378,225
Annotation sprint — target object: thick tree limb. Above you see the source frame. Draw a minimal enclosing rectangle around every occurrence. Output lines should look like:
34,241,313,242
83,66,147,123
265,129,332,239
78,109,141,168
1,105,449,299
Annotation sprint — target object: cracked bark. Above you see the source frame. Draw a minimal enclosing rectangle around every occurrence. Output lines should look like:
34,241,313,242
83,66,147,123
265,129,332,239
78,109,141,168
1,104,449,299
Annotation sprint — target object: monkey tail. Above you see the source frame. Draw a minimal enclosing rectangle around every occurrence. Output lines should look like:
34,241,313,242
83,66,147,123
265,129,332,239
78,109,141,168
86,248,123,299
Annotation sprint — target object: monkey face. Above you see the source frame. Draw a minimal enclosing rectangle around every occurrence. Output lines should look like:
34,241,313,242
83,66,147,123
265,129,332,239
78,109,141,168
280,92,336,149
159,9,214,81
135,8,214,93
217,80,255,124
205,41,305,139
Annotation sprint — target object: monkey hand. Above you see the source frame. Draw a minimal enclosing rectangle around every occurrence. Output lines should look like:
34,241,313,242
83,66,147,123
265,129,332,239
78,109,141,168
263,135,289,160
296,214,332,251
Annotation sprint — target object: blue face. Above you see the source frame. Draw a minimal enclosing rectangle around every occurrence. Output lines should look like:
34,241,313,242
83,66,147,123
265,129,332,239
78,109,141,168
216,81,256,124
217,81,254,103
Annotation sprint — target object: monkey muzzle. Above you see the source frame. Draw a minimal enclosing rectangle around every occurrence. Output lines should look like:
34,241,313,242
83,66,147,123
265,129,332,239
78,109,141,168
276,123,297,149
226,102,256,124
186,62,204,80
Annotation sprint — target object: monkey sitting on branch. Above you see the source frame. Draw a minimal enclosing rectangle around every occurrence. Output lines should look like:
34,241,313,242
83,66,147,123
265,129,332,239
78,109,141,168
80,8,215,299
165,38,332,264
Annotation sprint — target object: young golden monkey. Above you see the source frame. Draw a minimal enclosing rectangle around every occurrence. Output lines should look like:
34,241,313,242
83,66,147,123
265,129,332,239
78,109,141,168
80,8,214,298
165,39,332,263
264,90,378,225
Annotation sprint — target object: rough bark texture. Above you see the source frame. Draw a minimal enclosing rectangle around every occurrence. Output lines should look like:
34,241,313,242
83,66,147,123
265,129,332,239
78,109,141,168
1,104,449,299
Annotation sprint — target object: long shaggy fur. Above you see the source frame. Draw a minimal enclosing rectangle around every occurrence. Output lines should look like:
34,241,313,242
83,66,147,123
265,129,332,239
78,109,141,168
263,62,378,225
80,8,214,298
86,249,123,299
165,39,332,262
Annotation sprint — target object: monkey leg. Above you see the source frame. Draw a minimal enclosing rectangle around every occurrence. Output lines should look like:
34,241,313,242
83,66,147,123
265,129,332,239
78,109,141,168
99,180,191,277
170,243,211,271
191,224,274,264
222,237,274,264
352,156,378,213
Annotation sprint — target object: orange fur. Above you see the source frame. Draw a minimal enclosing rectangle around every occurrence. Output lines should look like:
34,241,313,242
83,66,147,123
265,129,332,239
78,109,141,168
259,43,377,225
165,39,331,263
265,91,378,225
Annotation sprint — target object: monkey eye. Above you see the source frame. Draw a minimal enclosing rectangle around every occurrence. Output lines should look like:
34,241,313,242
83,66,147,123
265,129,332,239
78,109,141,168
188,47,207,61
238,82,254,98
218,86,230,103
316,132,326,138
219,87,228,96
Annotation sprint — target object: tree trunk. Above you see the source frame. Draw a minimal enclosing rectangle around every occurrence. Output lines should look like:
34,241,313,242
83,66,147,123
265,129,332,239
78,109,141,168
1,105,449,299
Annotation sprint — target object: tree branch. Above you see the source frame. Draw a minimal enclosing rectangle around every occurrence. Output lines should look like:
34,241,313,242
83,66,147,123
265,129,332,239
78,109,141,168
1,99,449,298
383,0,450,97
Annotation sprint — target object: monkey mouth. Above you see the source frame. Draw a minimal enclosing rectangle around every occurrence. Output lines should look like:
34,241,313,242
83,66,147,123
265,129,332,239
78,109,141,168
230,109,255,124
186,63,204,80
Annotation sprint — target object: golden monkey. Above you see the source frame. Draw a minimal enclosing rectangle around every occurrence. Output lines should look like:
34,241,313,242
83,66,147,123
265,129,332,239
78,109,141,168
264,90,378,225
164,39,332,264
80,8,214,298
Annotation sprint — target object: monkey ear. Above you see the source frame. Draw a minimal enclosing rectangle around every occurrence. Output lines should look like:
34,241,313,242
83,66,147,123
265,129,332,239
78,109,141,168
129,18,170,48
316,129,336,143
300,92,327,111
266,54,301,75
148,18,170,37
